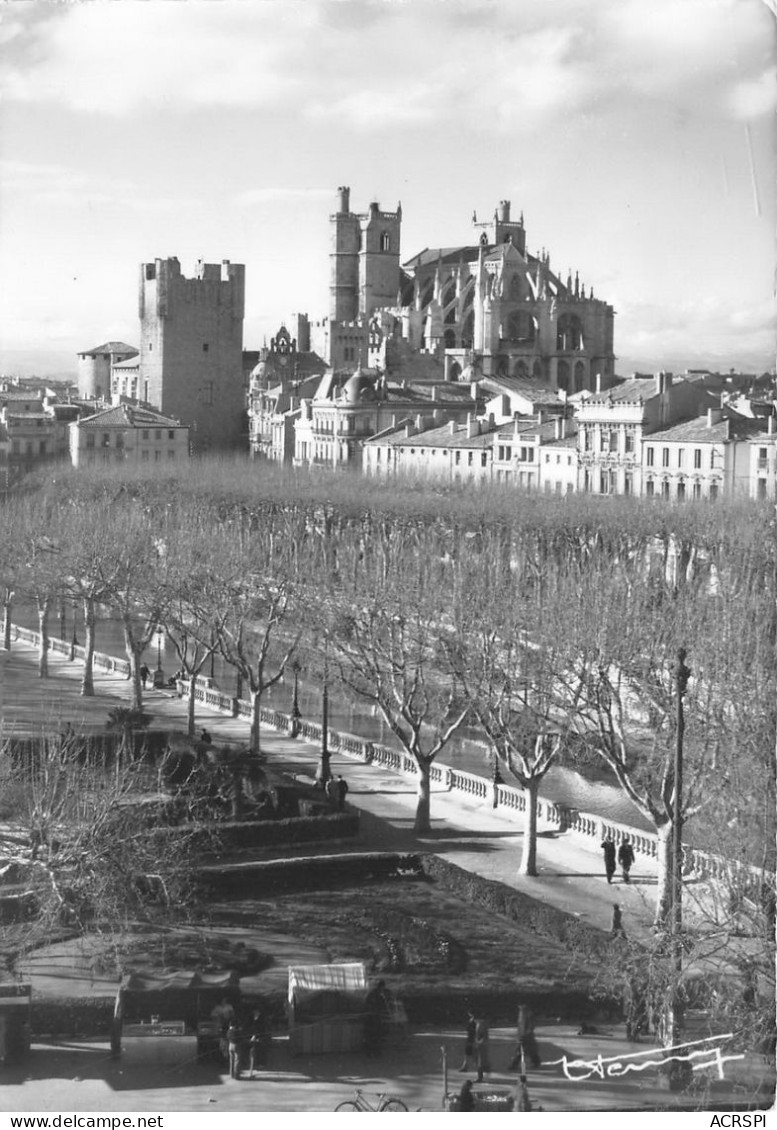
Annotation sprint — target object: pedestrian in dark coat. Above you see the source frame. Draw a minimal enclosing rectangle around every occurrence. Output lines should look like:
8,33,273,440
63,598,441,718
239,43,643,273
248,1009,271,1077
458,1011,477,1071
509,1003,541,1069
611,902,626,939
601,838,617,883
227,1020,244,1079
139,663,150,688
363,979,390,1057
474,1017,491,1082
335,775,349,810
618,838,635,882
456,1079,475,1112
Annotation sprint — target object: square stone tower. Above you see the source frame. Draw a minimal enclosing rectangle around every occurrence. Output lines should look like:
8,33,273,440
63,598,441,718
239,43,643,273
138,257,245,451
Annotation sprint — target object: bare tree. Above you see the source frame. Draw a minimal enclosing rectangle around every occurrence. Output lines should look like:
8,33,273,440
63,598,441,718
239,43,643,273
327,552,467,833
214,524,300,756
0,728,200,958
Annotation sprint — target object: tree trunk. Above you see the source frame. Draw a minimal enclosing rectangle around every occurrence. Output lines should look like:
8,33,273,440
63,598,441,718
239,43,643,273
187,680,196,738
251,690,261,756
413,762,431,833
81,598,95,696
2,594,12,650
123,622,143,710
654,819,673,928
519,778,540,876
37,600,50,678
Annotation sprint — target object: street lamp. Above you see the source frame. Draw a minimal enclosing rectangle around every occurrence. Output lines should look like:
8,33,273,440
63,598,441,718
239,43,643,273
152,626,165,688
492,754,503,809
315,639,331,787
70,598,78,661
662,646,692,1091
290,660,301,738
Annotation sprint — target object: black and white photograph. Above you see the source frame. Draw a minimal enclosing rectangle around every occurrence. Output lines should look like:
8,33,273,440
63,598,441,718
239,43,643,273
0,0,774,1121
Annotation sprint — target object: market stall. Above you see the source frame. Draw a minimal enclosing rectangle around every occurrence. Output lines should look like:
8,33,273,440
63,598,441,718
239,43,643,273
112,970,240,1064
0,983,31,1065
288,963,368,1054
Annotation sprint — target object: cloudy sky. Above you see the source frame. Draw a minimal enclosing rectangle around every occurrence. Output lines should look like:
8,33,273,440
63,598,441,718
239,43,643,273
0,0,774,376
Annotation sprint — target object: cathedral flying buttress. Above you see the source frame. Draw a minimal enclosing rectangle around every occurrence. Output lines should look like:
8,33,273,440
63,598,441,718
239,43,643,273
326,189,615,392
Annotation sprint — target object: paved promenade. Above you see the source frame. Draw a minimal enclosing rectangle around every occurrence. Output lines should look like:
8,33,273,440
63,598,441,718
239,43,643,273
0,640,772,1114
0,639,666,938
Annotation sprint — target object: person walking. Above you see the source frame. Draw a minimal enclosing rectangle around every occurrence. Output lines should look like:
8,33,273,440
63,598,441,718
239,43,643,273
139,663,150,689
335,774,349,810
363,978,390,1057
248,1009,271,1078
618,838,635,883
474,1017,491,1082
601,837,617,883
226,1019,244,1079
509,1003,541,1070
458,1011,477,1072
611,902,626,939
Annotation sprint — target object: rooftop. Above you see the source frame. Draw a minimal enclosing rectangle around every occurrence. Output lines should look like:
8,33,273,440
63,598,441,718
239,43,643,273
77,405,185,429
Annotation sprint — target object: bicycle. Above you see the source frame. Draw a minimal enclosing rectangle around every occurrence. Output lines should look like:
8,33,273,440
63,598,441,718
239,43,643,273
335,1088,408,1112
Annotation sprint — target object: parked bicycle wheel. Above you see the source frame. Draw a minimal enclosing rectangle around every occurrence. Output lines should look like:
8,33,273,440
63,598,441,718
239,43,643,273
381,1100,408,1112
334,1102,361,1112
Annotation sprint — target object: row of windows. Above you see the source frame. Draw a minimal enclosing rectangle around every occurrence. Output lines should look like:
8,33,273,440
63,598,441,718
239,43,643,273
10,440,47,455
581,429,636,454
646,446,705,470
84,450,177,465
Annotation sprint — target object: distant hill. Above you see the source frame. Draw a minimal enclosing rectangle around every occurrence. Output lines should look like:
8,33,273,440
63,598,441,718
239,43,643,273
0,350,78,381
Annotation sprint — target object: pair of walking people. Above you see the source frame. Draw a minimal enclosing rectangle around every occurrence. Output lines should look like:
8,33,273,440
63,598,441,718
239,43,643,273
458,1012,491,1081
601,837,635,884
459,1004,539,1080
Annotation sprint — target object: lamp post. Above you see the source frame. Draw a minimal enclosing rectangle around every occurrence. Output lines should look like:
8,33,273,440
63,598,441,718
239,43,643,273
70,599,78,661
492,754,503,809
662,646,692,1091
315,639,331,787
290,661,301,738
60,602,66,643
152,626,165,688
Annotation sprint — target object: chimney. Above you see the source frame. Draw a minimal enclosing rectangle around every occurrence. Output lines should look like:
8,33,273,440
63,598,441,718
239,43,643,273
497,200,510,222
707,407,722,427
466,414,479,439
471,381,479,399
596,373,603,394
449,420,457,435
554,417,563,440
415,414,424,432
537,409,545,426
404,421,416,438
768,414,775,435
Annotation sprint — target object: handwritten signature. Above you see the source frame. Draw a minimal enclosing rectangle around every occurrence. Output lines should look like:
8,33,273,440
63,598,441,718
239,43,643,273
544,1034,745,1082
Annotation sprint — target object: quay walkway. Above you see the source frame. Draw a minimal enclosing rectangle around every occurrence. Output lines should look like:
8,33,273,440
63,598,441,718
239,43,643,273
0,637,734,943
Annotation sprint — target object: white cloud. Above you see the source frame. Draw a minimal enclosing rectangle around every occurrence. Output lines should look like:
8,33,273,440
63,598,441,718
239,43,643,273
2,0,771,131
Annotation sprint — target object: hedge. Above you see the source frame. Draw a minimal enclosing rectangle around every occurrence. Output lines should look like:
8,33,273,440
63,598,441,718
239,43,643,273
152,809,360,855
196,851,425,896
419,855,612,965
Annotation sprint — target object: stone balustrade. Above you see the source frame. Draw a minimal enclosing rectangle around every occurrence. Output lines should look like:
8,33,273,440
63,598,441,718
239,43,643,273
7,622,772,893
